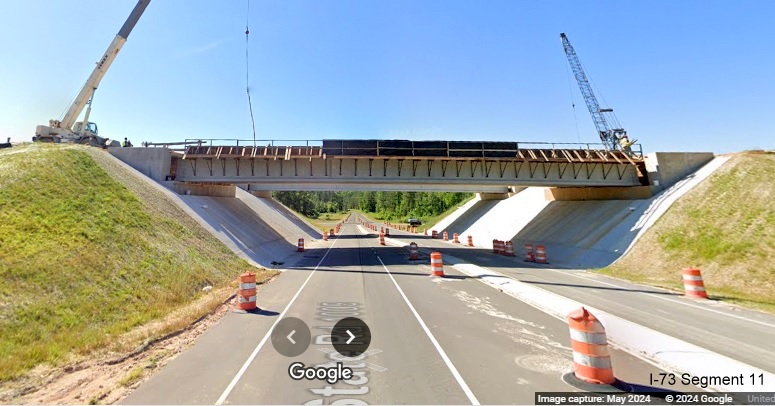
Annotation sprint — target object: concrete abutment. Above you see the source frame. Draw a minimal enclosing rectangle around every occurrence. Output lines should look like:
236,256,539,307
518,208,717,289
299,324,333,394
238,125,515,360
172,182,236,197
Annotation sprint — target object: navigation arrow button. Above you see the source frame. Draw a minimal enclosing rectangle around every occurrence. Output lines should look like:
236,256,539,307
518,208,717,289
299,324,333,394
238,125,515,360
331,317,371,357
271,317,310,357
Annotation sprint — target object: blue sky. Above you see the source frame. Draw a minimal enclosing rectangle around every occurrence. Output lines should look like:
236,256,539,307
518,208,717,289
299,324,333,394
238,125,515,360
1,0,773,154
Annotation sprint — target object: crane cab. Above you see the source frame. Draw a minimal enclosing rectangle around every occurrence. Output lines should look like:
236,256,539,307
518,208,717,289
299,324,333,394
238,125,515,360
73,121,98,136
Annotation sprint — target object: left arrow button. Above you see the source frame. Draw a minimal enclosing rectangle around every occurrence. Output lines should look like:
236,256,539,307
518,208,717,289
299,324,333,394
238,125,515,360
271,317,310,357
287,330,297,344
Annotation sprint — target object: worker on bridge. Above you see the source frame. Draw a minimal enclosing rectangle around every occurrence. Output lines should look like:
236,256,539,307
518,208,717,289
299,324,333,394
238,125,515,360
122,138,133,147
618,135,633,156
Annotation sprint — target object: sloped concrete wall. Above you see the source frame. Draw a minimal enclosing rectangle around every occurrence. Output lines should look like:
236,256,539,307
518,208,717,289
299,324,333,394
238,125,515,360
108,147,172,182
645,152,714,190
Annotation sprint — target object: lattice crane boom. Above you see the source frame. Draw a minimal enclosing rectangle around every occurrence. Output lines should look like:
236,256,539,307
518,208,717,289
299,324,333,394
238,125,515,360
560,33,627,151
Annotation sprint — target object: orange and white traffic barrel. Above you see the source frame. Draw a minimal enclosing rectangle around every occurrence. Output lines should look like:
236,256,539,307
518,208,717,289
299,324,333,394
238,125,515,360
323,231,328,241
238,271,257,311
409,242,419,260
297,238,305,252
492,239,499,253
443,231,448,241
524,243,535,262
567,307,615,385
535,244,547,263
496,240,505,255
432,230,438,239
453,233,459,243
682,267,708,299
504,241,515,256
330,228,335,237
430,252,444,277
379,232,385,246
467,235,473,247
385,228,390,236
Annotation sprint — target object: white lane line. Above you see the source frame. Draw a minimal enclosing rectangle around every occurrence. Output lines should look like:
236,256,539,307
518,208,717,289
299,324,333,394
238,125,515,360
549,269,775,329
215,227,342,405
376,255,480,405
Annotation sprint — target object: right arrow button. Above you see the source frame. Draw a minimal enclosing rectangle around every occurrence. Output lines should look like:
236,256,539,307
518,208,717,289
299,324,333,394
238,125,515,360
332,317,371,357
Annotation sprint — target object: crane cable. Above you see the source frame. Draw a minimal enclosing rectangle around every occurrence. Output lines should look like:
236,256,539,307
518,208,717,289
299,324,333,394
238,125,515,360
245,0,257,147
564,56,581,143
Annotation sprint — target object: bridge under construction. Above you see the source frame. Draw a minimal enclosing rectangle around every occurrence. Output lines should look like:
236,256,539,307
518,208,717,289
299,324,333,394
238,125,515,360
120,139,654,194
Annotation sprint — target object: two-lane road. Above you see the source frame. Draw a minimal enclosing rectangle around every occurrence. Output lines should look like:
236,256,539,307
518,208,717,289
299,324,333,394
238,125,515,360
123,218,695,405
369,217,775,376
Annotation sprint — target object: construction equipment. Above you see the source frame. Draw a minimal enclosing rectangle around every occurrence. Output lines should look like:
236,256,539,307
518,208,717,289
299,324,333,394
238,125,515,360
33,0,151,147
560,33,634,151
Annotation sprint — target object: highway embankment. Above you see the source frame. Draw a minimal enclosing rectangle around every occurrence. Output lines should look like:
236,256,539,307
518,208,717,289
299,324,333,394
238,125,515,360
0,144,275,401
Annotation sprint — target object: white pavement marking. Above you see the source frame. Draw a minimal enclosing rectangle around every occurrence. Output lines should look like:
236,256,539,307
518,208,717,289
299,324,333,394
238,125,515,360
376,255,480,405
450,261,775,392
215,227,342,405
363,221,775,341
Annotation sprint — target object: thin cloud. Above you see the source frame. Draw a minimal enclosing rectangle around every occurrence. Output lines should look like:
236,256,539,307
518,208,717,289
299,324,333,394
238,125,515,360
175,39,226,59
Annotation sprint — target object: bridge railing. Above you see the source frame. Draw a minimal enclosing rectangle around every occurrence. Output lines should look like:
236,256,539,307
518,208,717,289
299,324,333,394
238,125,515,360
321,140,644,160
183,139,324,148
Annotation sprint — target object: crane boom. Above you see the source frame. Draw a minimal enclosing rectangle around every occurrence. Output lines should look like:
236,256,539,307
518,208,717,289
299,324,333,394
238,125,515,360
59,0,151,131
560,33,627,151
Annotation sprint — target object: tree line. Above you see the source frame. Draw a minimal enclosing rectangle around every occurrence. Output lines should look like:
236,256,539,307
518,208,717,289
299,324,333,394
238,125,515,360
272,191,473,221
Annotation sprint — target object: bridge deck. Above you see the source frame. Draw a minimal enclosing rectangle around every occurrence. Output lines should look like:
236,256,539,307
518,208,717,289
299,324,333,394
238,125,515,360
181,143,643,166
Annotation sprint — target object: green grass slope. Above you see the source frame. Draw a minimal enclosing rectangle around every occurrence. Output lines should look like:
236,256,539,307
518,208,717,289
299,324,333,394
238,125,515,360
601,152,775,312
0,145,270,381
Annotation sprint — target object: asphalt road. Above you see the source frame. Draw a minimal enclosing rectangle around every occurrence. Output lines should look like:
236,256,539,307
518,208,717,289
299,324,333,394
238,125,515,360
374,218,775,375
123,218,697,405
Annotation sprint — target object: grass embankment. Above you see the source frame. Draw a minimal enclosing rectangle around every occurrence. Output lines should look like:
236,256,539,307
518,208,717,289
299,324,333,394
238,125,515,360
0,144,273,382
600,152,775,312
417,197,476,230
357,195,476,230
302,211,351,232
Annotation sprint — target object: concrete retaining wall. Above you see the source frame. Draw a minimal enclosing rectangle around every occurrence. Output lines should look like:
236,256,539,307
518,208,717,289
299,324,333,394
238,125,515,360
544,186,653,201
108,147,172,182
172,182,236,197
476,192,510,201
644,152,714,190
